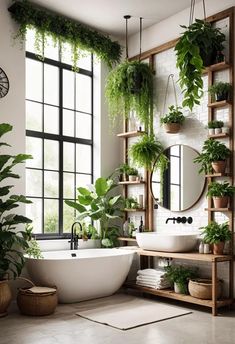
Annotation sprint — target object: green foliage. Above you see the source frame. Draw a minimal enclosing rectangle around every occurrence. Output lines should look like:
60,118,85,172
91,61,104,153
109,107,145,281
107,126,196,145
129,134,164,171
9,1,121,69
105,60,154,132
25,224,43,259
65,177,124,247
0,123,32,280
127,167,138,176
164,265,198,294
118,163,131,175
200,221,231,244
207,181,235,198
124,197,139,209
208,82,232,100
78,222,100,240
207,120,224,129
160,105,185,125
175,19,225,110
194,139,230,174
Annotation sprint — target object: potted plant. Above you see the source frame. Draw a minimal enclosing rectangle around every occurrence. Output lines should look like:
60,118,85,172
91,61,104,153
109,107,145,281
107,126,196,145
175,19,225,110
127,167,139,182
164,265,198,294
160,105,185,133
194,139,230,174
77,223,101,249
116,163,131,182
65,177,124,248
208,82,232,102
25,224,43,259
207,181,235,208
105,60,154,129
124,197,139,210
200,221,232,255
207,120,224,135
0,123,32,317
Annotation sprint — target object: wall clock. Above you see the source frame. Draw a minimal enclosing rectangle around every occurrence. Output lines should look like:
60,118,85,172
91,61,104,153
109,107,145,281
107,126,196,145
0,68,9,98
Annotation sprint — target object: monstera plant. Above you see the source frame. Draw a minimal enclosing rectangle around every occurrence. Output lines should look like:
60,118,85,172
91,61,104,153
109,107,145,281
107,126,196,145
65,177,124,247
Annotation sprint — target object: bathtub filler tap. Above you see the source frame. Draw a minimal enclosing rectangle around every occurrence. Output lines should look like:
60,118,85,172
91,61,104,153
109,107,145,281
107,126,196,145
69,221,82,250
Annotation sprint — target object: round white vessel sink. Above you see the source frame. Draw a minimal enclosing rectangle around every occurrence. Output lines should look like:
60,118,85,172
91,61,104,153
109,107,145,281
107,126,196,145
136,232,199,252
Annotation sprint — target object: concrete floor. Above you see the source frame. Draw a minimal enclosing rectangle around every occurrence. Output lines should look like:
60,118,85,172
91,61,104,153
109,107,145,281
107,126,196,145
1,298,235,344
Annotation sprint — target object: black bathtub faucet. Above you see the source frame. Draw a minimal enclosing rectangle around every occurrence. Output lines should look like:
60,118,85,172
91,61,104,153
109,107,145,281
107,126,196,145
69,221,82,250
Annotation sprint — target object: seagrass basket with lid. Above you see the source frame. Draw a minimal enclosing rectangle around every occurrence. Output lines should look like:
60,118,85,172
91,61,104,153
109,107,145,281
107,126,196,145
17,278,57,316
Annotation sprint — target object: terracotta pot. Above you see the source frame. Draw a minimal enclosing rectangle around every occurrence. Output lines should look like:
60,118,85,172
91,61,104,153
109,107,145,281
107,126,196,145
213,242,225,255
164,123,180,134
0,280,12,317
211,160,226,174
213,196,229,208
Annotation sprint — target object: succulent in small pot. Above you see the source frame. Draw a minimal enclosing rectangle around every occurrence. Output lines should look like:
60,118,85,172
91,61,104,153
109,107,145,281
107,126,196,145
194,139,230,175
208,82,232,102
164,265,198,295
127,167,139,182
200,221,232,255
206,181,235,208
160,105,185,134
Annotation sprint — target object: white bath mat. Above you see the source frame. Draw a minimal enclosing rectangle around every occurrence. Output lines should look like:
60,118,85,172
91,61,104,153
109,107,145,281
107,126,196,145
76,294,192,330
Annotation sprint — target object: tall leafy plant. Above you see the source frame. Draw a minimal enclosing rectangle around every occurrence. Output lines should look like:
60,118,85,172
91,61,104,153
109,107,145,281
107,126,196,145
65,177,124,247
9,1,121,69
175,19,225,110
0,123,32,280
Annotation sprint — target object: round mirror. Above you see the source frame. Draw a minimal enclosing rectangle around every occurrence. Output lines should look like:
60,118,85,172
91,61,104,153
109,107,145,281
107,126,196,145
151,145,205,212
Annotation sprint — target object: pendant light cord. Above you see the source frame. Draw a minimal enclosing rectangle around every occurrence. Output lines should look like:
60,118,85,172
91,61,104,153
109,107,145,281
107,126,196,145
124,15,131,59
139,17,143,62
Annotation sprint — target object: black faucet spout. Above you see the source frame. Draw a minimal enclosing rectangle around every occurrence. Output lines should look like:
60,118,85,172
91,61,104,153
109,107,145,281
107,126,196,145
70,221,82,250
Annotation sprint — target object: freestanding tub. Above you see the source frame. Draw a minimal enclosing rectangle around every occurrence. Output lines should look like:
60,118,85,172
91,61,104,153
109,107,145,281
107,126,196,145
25,249,134,303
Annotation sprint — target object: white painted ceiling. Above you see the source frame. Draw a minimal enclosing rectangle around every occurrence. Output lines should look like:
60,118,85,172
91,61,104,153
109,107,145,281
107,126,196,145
31,0,199,39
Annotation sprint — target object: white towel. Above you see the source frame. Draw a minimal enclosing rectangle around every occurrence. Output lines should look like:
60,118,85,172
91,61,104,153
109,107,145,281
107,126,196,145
137,269,164,277
136,275,166,283
136,280,170,290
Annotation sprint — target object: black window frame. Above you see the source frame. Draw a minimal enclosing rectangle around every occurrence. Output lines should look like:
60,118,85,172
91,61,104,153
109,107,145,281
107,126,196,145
25,51,94,239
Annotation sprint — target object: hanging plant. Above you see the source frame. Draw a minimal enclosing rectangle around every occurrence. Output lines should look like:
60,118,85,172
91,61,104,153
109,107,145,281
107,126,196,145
8,1,122,69
175,19,225,110
105,60,154,130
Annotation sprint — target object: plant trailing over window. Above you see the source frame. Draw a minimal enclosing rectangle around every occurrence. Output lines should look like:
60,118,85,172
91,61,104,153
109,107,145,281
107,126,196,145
175,19,225,110
8,0,122,69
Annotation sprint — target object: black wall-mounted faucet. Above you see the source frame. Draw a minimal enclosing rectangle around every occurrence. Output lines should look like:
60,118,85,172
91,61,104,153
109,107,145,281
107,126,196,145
165,216,193,224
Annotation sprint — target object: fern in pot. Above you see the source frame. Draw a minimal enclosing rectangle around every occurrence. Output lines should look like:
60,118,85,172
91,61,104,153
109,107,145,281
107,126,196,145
200,221,231,255
175,19,225,110
164,265,198,294
208,82,232,102
160,105,185,134
194,139,230,174
207,181,235,208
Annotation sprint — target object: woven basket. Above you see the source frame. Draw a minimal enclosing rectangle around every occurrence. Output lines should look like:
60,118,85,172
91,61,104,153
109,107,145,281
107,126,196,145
17,278,58,316
188,278,223,300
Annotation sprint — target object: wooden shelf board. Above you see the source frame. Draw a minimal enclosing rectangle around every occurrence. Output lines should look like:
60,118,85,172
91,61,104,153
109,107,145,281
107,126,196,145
205,173,231,178
205,208,231,212
208,100,232,108
125,282,233,308
119,181,145,185
124,208,146,212
117,130,146,138
203,62,231,73
208,133,229,139
136,248,232,262
118,237,137,242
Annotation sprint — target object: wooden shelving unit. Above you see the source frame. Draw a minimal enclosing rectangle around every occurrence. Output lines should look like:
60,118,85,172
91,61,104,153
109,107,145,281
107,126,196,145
118,180,145,185
208,100,232,108
205,173,231,178
204,61,231,73
124,208,146,212
118,237,137,242
117,130,146,138
208,133,229,139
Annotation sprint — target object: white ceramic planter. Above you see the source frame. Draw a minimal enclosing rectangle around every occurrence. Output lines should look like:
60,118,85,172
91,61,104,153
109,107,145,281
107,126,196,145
208,128,215,135
128,175,137,182
214,128,222,134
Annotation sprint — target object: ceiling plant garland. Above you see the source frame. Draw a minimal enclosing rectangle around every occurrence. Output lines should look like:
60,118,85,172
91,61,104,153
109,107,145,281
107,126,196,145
8,0,122,69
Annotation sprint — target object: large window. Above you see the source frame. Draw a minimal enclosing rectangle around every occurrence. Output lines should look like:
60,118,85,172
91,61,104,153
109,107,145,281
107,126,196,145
25,30,93,237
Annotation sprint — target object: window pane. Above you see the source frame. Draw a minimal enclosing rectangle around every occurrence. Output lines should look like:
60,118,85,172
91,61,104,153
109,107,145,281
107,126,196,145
170,157,180,185
170,185,180,211
76,74,91,113
63,142,75,171
44,171,59,198
77,53,92,71
76,113,91,139
44,140,59,170
76,173,92,189
26,101,42,131
26,28,38,54
76,144,91,173
44,64,59,105
26,198,42,234
26,59,43,101
64,173,75,199
63,109,74,137
61,43,73,65
44,199,59,233
26,137,42,168
26,169,42,197
63,70,74,109
63,201,76,233
44,105,59,134
170,145,180,156
44,36,59,61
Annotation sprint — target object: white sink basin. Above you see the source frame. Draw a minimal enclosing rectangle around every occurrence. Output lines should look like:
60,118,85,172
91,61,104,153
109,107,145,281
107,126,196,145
136,232,199,253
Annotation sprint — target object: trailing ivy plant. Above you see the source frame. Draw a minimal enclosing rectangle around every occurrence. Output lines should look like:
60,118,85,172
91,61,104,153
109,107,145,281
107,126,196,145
9,1,122,69
175,19,225,110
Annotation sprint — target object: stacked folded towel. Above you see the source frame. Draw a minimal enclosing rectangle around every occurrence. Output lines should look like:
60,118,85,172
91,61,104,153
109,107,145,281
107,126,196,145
136,269,171,289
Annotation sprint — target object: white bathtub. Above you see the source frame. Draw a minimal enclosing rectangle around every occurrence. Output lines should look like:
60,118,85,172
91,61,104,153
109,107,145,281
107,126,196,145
25,249,134,303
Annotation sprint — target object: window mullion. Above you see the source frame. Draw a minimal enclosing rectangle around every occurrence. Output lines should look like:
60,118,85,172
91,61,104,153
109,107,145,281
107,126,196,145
59,63,64,235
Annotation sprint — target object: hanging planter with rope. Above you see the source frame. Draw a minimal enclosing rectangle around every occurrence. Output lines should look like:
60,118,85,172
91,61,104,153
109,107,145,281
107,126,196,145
175,0,226,110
